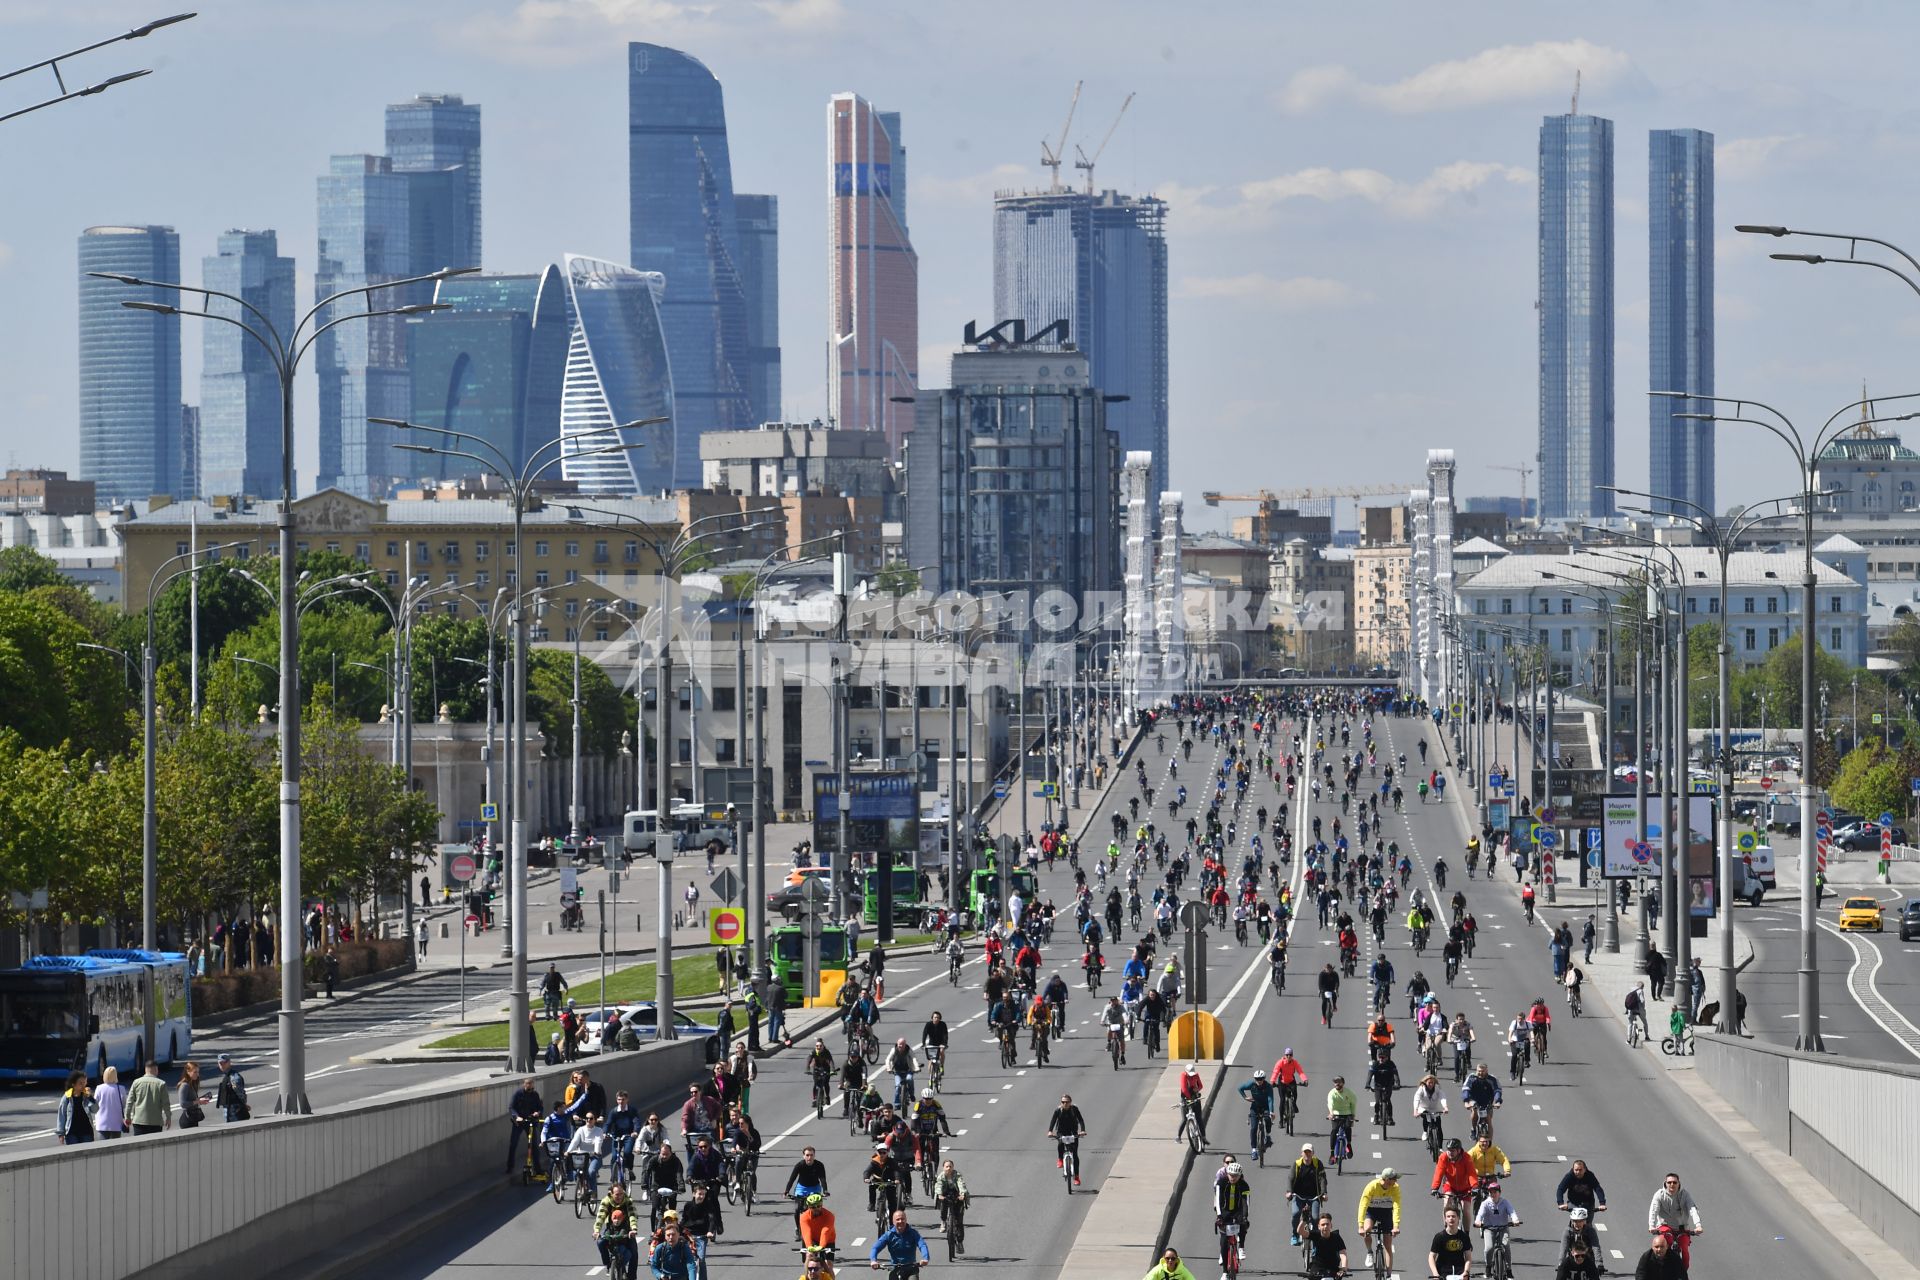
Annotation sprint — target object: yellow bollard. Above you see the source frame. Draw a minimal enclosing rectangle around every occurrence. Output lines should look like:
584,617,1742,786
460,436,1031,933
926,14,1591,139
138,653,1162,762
1168,1009,1224,1059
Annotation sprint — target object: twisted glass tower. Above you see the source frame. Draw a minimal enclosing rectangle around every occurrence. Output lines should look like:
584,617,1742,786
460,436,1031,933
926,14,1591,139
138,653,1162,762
558,254,676,495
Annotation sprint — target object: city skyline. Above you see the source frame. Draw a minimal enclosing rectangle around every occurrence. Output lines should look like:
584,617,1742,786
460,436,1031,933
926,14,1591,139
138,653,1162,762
199,229,296,500
15,4,1920,520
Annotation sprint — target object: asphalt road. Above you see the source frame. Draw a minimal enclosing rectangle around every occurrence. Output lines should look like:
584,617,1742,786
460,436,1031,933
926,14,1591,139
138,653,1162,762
346,704,1308,1279
1167,712,1864,1280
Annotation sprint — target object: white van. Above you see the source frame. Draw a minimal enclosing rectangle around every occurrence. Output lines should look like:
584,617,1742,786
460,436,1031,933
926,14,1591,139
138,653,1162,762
1746,842,1776,890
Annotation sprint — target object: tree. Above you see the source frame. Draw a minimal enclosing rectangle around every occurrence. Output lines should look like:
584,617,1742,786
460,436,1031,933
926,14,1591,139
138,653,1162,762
298,699,437,926
1828,742,1908,821
0,589,131,756
148,558,273,674
403,613,492,723
0,545,66,594
875,563,922,597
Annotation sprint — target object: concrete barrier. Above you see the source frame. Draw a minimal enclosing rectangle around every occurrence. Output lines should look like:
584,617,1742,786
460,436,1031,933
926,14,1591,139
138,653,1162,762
0,1037,708,1280
1696,1034,1920,1260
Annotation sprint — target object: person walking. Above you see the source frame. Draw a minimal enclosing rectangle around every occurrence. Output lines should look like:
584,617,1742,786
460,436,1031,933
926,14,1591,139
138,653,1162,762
215,1053,251,1122
744,984,764,1054
54,1070,96,1145
1581,916,1595,965
177,1061,209,1129
124,1059,171,1134
1687,959,1706,1024
417,918,430,959
323,946,341,999
93,1065,127,1140
715,1001,737,1054
767,979,790,1048
1644,946,1668,1003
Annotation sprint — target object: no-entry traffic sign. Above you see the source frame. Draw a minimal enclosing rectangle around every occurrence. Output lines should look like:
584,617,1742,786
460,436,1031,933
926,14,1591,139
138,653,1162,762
709,906,745,946
448,853,478,883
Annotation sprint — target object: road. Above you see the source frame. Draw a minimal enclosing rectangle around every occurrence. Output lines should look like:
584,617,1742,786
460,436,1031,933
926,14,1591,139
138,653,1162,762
1167,710,1863,1280
350,704,1306,1279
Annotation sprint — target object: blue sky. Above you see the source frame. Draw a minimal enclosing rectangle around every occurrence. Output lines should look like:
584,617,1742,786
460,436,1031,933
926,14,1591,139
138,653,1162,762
6,0,1920,525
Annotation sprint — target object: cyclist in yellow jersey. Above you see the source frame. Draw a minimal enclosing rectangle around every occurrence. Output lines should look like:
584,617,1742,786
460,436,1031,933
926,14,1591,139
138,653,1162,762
1355,1167,1402,1271
1467,1134,1510,1180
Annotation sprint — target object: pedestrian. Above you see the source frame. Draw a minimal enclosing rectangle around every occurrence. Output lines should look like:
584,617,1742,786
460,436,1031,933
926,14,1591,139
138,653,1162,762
215,1052,251,1122
867,943,888,1002
716,1000,736,1052
1581,916,1595,964
1814,869,1827,906
1549,932,1569,982
420,874,431,906
730,1043,756,1113
715,946,732,992
54,1070,96,1145
1647,885,1661,931
1687,960,1706,1024
767,978,790,1047
1513,852,1526,883
417,918,430,959
744,984,764,1054
124,1059,171,1134
1645,946,1668,1003
177,1061,209,1128
93,1065,127,1140
324,946,341,998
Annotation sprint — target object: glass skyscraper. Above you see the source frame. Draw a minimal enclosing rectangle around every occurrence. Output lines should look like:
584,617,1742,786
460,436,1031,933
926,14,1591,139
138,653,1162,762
628,43,754,488
386,93,482,271
78,225,183,504
829,94,918,455
558,254,676,495
316,155,414,496
1538,112,1615,521
735,193,782,424
200,229,295,499
994,188,1169,498
407,267,569,480
1649,128,1715,517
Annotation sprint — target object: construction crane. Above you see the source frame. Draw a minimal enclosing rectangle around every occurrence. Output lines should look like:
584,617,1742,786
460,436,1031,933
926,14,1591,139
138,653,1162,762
1488,464,1533,525
1073,91,1134,194
1039,80,1082,193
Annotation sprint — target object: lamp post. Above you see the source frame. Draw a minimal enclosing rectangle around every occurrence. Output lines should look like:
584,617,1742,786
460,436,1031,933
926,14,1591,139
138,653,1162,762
1649,388,1920,1051
375,416,665,1069
0,12,194,126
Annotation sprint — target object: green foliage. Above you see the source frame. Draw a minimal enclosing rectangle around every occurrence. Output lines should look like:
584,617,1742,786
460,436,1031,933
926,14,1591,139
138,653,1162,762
299,698,438,908
403,613,493,723
526,648,629,758
0,590,130,756
1828,742,1909,820
875,563,921,597
0,545,66,593
149,559,273,673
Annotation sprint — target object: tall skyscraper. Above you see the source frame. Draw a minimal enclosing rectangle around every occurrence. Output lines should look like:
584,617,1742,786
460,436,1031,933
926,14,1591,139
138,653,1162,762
1538,111,1615,521
994,187,1170,497
558,254,677,495
407,267,569,480
628,43,754,489
829,94,918,455
1649,128,1715,516
78,225,183,504
200,230,296,499
179,405,201,501
385,93,482,270
735,193,782,424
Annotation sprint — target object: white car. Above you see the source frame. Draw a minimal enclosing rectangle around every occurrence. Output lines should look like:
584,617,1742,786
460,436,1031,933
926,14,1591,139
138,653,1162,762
576,1002,717,1054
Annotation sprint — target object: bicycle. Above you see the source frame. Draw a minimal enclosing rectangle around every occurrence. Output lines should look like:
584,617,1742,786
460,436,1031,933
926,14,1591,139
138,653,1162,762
1566,984,1582,1018
1252,1109,1274,1165
916,1131,941,1200
1508,1041,1528,1085
1371,1084,1394,1130
1177,1096,1208,1152
1030,1022,1051,1067
927,1046,946,1092
1279,1084,1298,1137
997,1024,1019,1069
1329,1116,1352,1173
1271,960,1287,995
1423,1109,1445,1160
937,1186,967,1259
1532,1023,1549,1064
1627,1009,1647,1048
948,954,963,986
1059,1132,1081,1193
1452,1044,1471,1085
1482,1222,1516,1280
1107,1026,1125,1070
869,1174,902,1236
572,1160,599,1218
546,1142,574,1205
1321,989,1337,1028
515,1117,548,1186
811,1071,833,1120
1444,954,1460,986
1660,1026,1696,1057
1218,1215,1244,1278
1466,1104,1494,1144
1290,1195,1323,1255
1425,1038,1442,1077
1361,1222,1392,1278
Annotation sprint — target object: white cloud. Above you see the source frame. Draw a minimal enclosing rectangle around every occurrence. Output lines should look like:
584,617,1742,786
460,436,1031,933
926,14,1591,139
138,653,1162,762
1280,39,1630,114
1717,133,1813,179
456,0,843,65
1177,274,1370,310
1171,160,1529,229
758,0,845,29
913,163,1033,208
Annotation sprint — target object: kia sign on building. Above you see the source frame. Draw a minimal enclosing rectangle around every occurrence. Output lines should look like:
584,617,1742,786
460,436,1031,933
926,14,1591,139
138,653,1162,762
1600,794,1715,880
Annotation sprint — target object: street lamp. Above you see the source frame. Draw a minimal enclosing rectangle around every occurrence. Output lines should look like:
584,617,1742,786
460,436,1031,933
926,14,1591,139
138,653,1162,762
374,415,663,1071
0,12,195,126
1649,388,1920,1051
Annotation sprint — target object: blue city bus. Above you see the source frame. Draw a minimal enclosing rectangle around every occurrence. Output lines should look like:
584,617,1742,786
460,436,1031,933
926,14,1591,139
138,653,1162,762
0,950,191,1082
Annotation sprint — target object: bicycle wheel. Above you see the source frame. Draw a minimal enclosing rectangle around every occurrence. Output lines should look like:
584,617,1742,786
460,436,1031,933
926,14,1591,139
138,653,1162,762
574,1179,592,1219
742,1168,755,1216
550,1164,568,1205
1660,1036,1678,1056
1222,1231,1240,1277
863,1034,880,1066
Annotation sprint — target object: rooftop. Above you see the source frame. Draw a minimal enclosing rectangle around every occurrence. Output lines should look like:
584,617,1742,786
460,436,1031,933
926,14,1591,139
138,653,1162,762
1458,546,1859,591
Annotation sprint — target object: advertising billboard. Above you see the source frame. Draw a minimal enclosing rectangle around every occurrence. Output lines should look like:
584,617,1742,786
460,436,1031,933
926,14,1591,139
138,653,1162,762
813,771,919,859
1599,794,1715,880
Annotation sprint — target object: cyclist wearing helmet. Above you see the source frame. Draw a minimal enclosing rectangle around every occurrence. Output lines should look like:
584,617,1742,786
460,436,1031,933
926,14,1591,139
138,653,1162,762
1355,1167,1403,1272
796,1190,837,1255
1238,1068,1277,1160
1561,1204,1600,1267
910,1087,952,1167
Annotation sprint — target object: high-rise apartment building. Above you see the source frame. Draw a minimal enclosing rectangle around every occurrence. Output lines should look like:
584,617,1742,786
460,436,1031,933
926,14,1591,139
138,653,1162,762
557,254,676,495
628,43,755,489
735,193,782,424
1649,128,1715,517
1538,112,1615,521
200,230,295,498
78,226,183,504
829,94,918,455
994,187,1170,498
905,347,1119,599
385,93,482,270
407,267,569,479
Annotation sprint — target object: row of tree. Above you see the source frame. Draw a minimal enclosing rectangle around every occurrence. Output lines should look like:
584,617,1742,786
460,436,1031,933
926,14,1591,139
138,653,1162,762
0,544,631,943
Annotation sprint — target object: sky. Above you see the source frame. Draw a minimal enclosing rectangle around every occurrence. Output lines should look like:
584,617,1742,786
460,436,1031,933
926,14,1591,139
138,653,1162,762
7,0,1920,529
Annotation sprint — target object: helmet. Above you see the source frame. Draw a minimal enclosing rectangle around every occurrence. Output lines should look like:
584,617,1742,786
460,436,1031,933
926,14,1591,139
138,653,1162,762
1183,1063,1201,1076
1484,1179,1501,1192
922,1087,935,1100
1380,1167,1398,1181
1165,962,1177,972
1253,1069,1267,1079
1570,1207,1589,1221
806,1193,825,1207
876,1143,890,1153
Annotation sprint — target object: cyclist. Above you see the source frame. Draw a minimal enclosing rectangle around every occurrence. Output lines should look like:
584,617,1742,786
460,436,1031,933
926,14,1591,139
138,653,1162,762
1461,1064,1502,1140
1270,1048,1309,1123
1646,1172,1703,1268
1238,1068,1277,1161
678,1182,725,1274
1365,1045,1401,1126
1355,1167,1403,1273
1428,1203,1474,1279
1317,963,1342,1025
869,1207,931,1279
910,1087,953,1169
1275,1141,1323,1243
506,1077,544,1177
605,1091,641,1181
1326,1075,1357,1158
1338,926,1361,975
1049,1093,1087,1185
1473,1177,1521,1264
594,1183,640,1268
920,1013,949,1083
1555,1158,1609,1218
650,1221,698,1280
1528,996,1554,1061
1144,1246,1201,1280
645,1143,686,1229
685,1133,725,1196
1467,1134,1511,1204
796,1191,837,1258
933,1156,970,1227
1179,1063,1208,1143
1556,1234,1603,1280
1412,1072,1447,1149
1561,1205,1601,1268
1215,1160,1254,1268
785,1145,831,1233
1430,1136,1477,1212
864,1143,904,1217
1624,983,1649,1045
1520,880,1536,923
1369,954,1396,1012
884,1038,920,1109
1100,995,1129,1064
1302,1212,1350,1279
1635,1229,1688,1280
944,936,965,981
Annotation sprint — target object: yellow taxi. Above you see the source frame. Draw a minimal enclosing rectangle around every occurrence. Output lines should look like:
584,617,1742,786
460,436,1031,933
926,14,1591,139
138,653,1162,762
1837,896,1885,932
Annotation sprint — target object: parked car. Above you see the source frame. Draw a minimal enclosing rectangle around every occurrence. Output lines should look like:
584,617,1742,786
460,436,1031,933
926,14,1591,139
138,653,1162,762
1731,859,1766,907
578,1001,718,1053
1899,899,1920,942
1835,822,1908,851
768,866,834,917
1731,797,1763,822
1612,764,1640,784
1838,896,1885,932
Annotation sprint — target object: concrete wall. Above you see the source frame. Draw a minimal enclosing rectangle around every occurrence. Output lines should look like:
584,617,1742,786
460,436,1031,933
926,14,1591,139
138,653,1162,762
1697,1034,1920,1259
0,1038,709,1280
